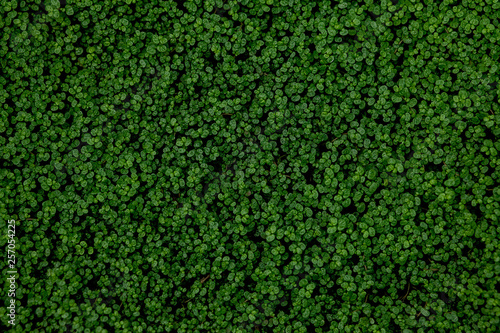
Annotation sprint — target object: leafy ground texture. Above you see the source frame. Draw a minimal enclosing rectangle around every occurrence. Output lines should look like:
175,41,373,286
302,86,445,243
1,0,500,332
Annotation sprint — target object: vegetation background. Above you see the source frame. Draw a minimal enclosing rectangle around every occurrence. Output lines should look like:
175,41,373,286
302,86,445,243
1,0,499,332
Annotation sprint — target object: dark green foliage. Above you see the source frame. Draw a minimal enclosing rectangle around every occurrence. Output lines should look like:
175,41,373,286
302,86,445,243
1,0,500,332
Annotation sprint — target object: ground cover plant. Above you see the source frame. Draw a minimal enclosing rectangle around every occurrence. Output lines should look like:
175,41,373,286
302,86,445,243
1,0,500,332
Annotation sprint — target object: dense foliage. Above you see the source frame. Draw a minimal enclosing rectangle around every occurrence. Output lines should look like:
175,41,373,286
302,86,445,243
1,0,500,332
